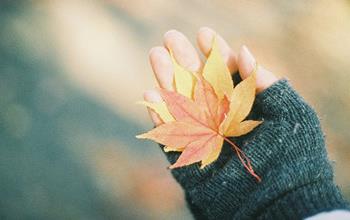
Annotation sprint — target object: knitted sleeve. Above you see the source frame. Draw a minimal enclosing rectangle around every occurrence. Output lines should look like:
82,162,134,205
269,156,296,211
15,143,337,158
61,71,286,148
162,79,349,219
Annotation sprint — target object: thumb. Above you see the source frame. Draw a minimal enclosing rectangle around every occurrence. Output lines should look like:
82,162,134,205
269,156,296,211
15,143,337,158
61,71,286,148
237,45,278,93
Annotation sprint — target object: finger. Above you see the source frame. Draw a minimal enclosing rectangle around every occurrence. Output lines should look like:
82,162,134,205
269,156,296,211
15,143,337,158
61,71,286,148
143,89,163,126
238,45,278,93
163,30,202,72
197,27,238,73
149,46,174,90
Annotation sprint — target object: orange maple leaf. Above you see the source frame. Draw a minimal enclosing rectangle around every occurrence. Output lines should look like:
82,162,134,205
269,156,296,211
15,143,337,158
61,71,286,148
137,72,262,181
137,37,262,181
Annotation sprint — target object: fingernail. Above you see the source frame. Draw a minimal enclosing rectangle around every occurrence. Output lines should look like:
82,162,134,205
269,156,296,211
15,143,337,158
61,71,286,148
198,26,216,48
198,26,215,35
241,45,256,69
164,29,180,39
149,46,166,58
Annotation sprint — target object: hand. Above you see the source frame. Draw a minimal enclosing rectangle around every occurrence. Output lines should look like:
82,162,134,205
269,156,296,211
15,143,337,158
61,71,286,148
143,28,347,219
144,27,278,125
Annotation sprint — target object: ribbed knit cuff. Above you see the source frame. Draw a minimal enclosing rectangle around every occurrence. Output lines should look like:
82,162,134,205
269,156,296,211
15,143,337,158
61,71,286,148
257,180,350,219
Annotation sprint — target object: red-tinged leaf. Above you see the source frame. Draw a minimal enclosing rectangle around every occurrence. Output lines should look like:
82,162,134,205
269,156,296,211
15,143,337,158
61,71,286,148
138,40,263,181
193,74,220,129
136,121,213,148
169,134,219,169
200,136,224,168
217,95,230,126
159,88,207,126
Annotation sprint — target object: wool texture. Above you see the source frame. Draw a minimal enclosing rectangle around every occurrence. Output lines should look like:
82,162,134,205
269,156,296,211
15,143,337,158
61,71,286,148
162,79,349,219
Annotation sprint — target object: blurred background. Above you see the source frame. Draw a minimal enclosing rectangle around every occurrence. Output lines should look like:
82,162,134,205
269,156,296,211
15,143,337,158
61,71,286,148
0,0,349,219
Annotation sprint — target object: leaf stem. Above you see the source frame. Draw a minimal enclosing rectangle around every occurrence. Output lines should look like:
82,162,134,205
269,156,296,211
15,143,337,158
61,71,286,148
222,136,261,182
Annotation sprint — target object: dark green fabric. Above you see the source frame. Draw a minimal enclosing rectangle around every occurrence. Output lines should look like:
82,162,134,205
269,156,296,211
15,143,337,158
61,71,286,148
162,79,349,219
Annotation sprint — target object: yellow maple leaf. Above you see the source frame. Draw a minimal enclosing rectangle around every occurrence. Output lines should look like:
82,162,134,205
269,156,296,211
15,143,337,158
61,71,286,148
221,67,262,137
138,36,262,181
200,137,224,168
170,50,195,99
163,146,185,152
138,101,174,123
202,36,234,99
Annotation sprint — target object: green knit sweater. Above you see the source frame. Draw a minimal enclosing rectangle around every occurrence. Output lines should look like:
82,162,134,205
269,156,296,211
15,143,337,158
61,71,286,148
162,79,349,219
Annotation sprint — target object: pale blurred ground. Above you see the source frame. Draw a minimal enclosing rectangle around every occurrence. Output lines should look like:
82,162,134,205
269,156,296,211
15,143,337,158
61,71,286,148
0,0,349,219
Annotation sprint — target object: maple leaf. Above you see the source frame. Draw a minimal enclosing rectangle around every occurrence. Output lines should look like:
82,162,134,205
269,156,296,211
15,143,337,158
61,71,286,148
137,36,262,181
170,50,195,99
202,37,234,99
